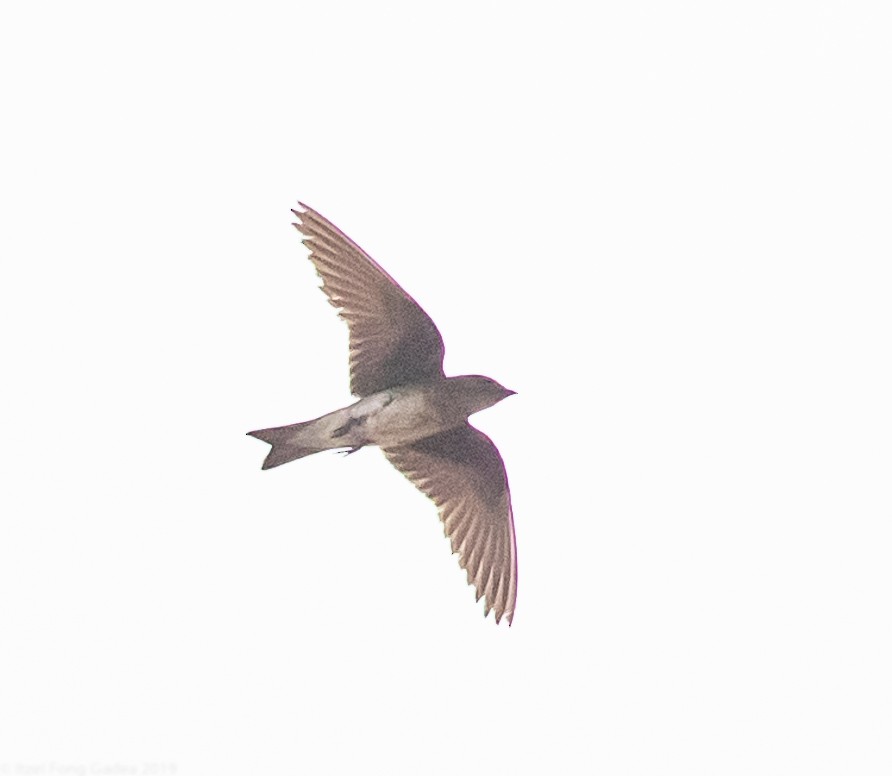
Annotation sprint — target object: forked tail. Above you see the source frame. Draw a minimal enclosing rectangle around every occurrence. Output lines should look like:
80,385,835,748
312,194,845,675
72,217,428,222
247,421,325,470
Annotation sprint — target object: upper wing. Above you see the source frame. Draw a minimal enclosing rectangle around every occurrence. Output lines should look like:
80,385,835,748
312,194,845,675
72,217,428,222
383,424,518,624
293,204,445,397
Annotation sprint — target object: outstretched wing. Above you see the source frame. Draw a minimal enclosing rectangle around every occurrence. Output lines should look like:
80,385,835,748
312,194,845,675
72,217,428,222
383,424,518,624
293,204,445,397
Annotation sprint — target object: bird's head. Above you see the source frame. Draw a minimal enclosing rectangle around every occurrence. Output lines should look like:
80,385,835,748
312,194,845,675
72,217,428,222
449,375,517,416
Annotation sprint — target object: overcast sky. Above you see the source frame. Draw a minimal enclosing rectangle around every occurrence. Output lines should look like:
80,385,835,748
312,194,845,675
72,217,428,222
2,2,891,774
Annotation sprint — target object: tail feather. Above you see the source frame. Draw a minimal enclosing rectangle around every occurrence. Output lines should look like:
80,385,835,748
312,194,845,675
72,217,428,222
247,421,325,469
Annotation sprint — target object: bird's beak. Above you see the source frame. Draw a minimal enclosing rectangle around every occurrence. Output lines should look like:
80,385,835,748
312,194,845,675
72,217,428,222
505,389,517,397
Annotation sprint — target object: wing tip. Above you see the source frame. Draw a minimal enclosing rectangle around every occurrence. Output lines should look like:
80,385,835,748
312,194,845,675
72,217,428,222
474,581,515,626
291,203,312,228
489,604,515,626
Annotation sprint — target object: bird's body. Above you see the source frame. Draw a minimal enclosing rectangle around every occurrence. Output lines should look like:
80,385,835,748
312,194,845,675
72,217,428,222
248,204,518,624
252,376,512,465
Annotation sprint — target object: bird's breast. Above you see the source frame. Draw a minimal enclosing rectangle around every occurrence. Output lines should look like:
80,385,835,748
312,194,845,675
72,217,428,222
354,385,462,448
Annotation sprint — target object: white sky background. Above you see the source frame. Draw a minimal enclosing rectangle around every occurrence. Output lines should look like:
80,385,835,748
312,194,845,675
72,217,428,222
1,2,890,774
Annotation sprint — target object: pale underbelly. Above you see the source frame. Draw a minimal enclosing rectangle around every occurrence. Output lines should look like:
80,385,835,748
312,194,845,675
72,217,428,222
343,387,460,448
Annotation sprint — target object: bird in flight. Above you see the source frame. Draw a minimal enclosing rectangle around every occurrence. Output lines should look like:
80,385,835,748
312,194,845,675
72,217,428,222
248,204,518,624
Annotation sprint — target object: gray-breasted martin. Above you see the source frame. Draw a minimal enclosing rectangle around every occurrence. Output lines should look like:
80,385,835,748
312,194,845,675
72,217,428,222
249,204,518,624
